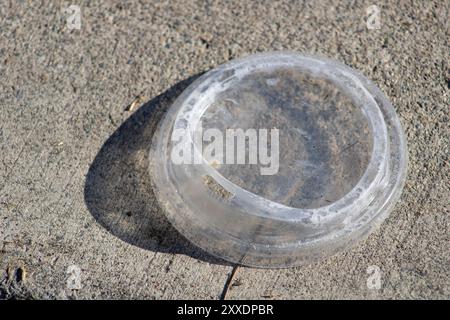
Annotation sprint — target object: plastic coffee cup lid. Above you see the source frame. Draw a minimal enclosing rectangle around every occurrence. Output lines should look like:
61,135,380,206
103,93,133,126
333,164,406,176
150,52,408,268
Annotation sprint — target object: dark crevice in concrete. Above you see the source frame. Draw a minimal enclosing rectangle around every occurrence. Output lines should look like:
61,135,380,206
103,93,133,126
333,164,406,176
219,265,239,300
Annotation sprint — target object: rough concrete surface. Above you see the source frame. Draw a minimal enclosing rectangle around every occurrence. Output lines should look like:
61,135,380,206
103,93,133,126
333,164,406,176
0,0,448,299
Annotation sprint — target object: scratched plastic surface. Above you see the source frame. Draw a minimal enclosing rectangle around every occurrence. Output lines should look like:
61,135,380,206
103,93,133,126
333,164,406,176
150,52,407,268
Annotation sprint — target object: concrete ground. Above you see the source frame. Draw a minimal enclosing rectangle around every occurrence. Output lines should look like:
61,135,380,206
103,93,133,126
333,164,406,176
0,1,448,299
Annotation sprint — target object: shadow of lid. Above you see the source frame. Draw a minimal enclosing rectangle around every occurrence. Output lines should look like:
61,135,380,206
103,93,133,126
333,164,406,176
83,73,231,266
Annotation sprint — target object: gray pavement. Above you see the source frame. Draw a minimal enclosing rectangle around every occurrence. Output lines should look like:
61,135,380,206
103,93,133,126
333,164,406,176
0,0,448,299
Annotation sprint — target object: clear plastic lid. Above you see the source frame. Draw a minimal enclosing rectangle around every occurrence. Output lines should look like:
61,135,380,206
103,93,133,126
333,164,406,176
150,52,407,268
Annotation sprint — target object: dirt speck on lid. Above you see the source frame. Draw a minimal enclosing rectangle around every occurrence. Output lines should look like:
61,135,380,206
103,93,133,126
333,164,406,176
202,175,234,200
